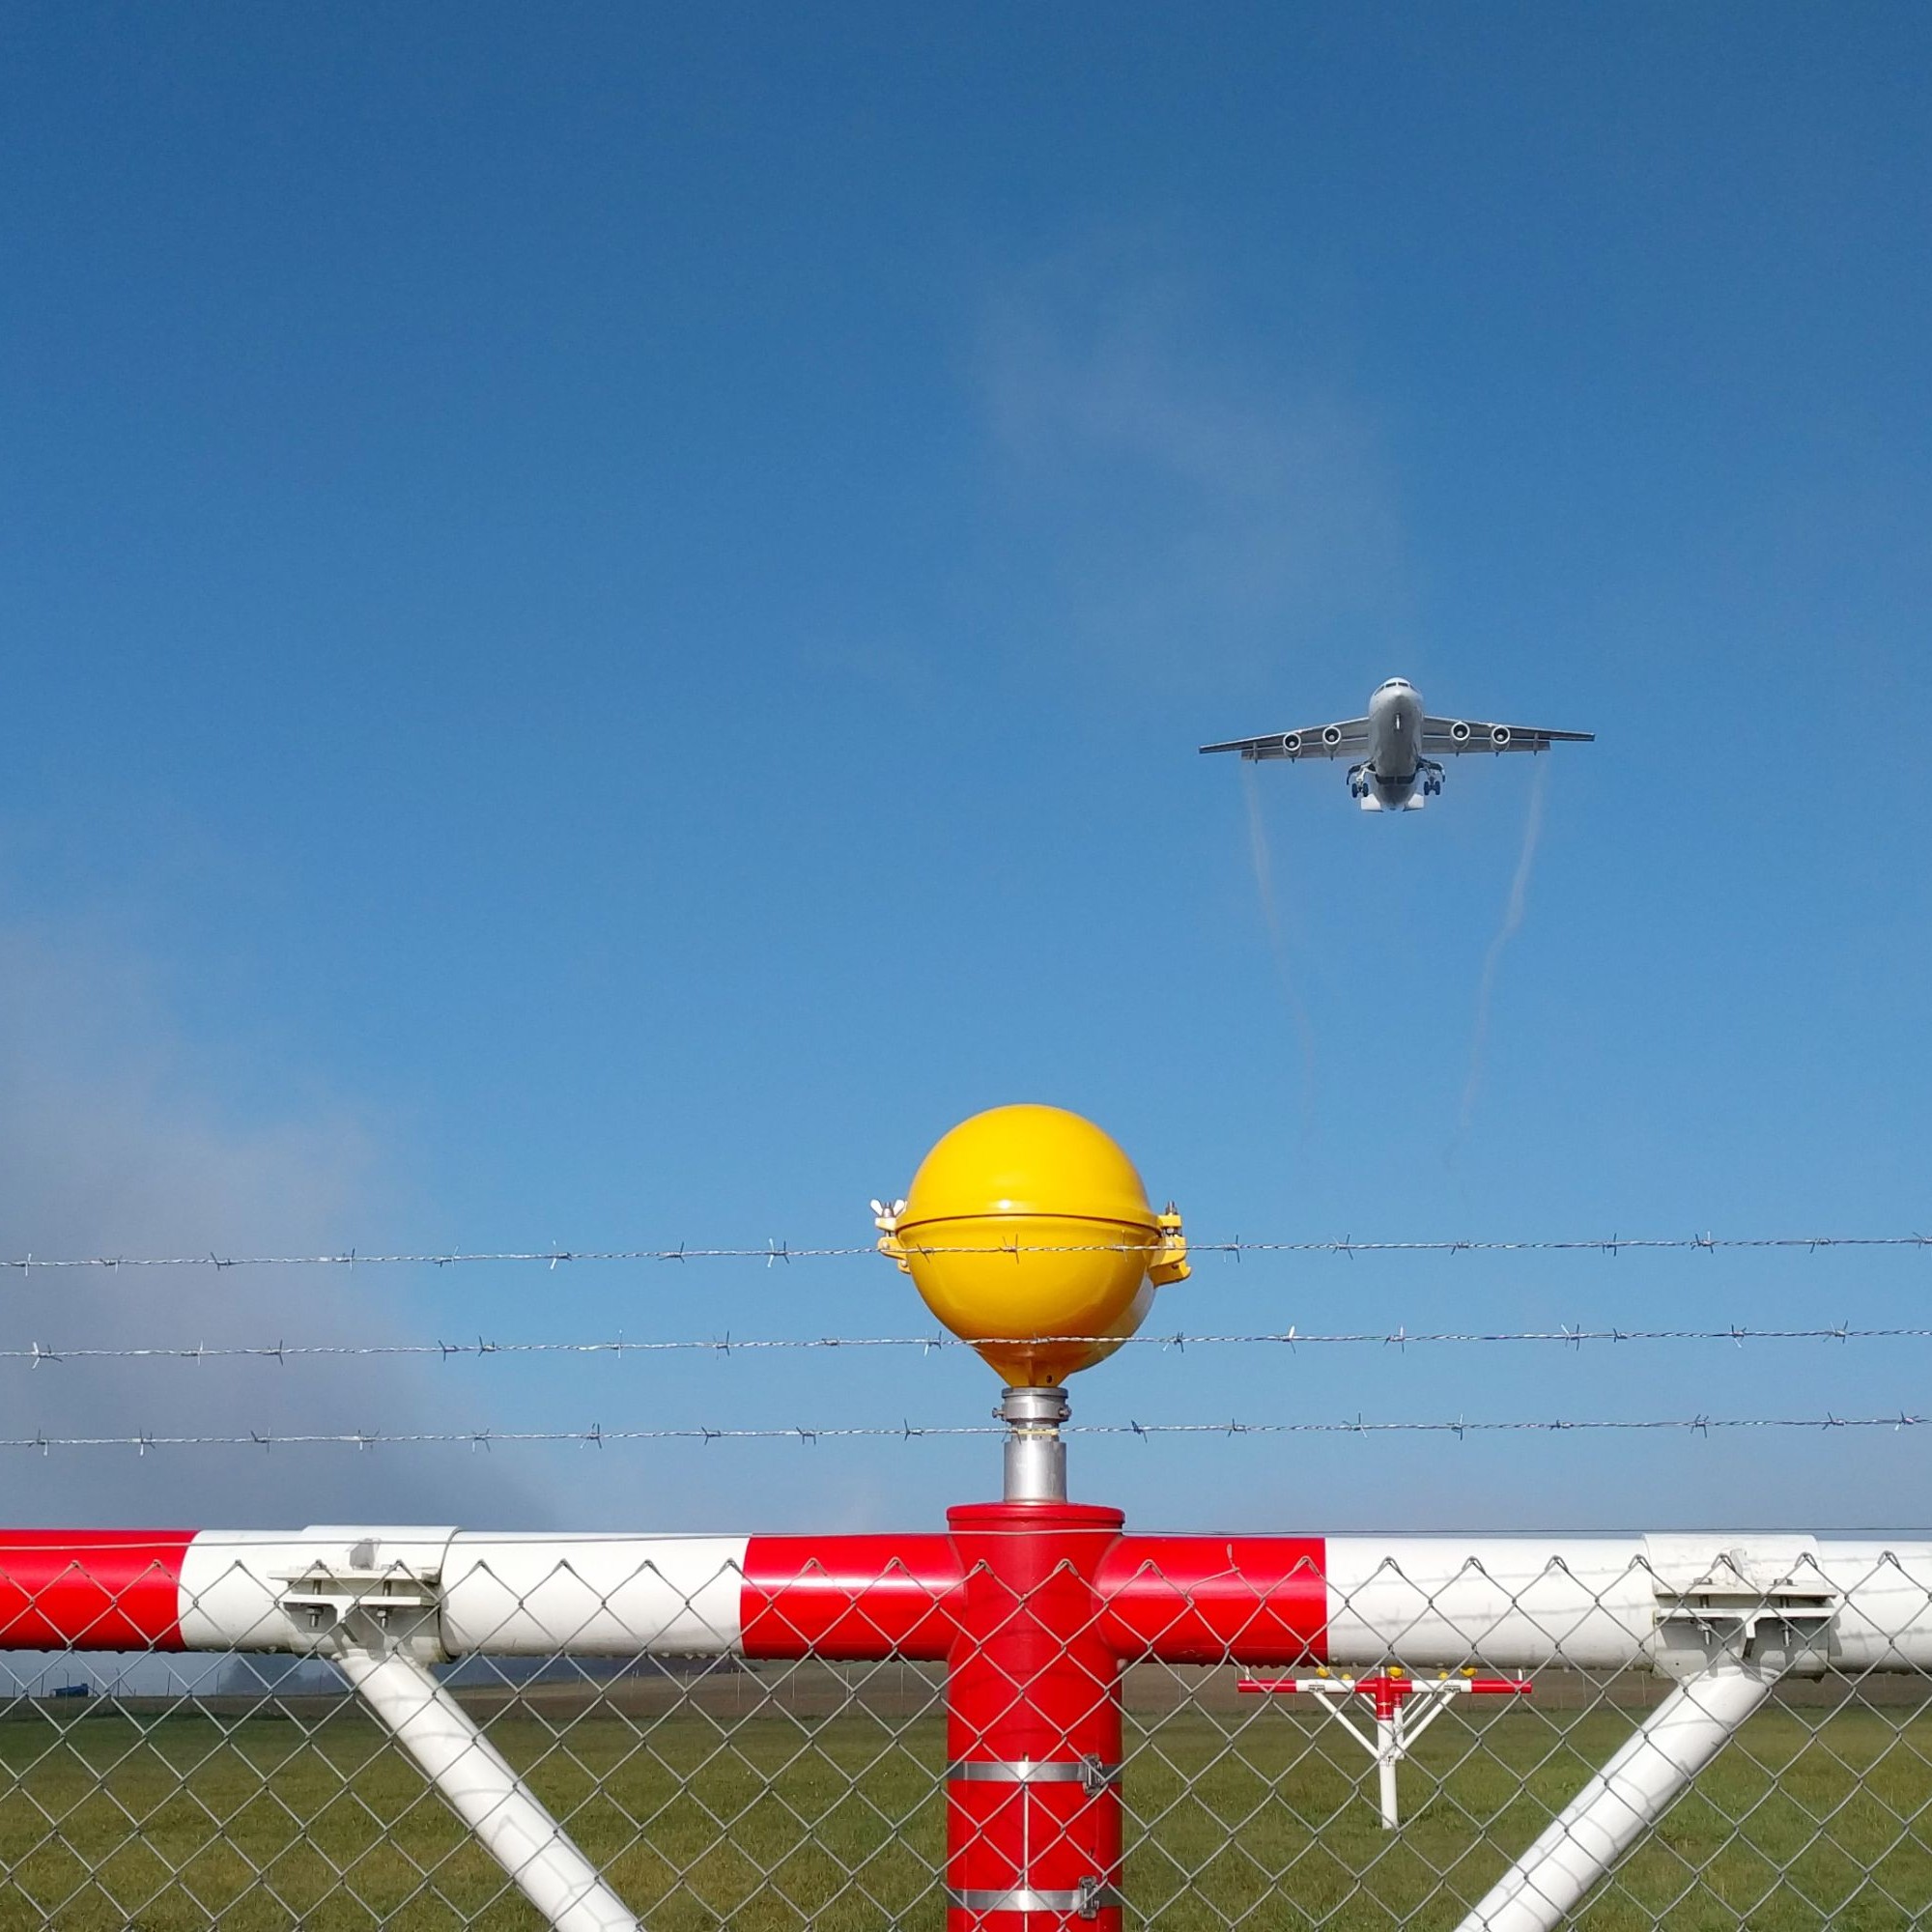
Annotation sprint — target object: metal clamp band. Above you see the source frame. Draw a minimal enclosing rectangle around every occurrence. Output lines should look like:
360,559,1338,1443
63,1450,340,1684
949,1882,1122,1918
947,1757,1122,1792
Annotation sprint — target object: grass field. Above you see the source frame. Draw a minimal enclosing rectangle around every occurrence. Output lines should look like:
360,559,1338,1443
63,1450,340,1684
1,1677,1928,1929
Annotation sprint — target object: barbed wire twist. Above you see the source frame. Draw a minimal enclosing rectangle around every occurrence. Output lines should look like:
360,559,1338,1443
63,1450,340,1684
10,1321,1932,1366
3,1412,1925,1453
3,1231,1927,1272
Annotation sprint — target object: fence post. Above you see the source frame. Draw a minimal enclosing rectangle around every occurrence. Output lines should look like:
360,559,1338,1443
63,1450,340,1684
946,1497,1124,1930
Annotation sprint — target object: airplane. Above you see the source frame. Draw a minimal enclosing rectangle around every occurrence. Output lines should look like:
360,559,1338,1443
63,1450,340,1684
1200,678,1593,811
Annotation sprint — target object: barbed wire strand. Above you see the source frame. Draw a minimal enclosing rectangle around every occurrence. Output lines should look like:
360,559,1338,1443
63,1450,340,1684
5,1413,1926,1453
12,1323,1932,1366
3,1233,1929,1273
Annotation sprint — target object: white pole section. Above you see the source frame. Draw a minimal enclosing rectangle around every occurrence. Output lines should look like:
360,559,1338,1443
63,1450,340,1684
1377,1716,1400,1830
178,1530,751,1658
1457,1664,1775,1932
332,1637,639,1932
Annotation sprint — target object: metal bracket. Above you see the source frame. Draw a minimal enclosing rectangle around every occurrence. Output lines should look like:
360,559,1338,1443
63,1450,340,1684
946,1755,1122,1795
274,1551,443,1656
949,1883,1120,1918
1074,1875,1115,1918
1649,1555,1836,1680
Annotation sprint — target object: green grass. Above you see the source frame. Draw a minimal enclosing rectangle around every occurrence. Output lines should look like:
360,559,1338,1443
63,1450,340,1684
1,1680,1928,1928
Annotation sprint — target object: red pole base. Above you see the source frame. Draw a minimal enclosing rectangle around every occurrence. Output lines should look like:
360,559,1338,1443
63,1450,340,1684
946,1502,1124,1932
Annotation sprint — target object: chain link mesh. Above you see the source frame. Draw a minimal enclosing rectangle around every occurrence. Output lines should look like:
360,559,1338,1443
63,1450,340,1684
2,1542,1927,1927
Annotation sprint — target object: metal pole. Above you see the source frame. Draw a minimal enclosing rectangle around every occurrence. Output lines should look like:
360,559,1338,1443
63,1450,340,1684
1000,1386,1070,1502
1368,1675,1406,1830
1377,1715,1400,1830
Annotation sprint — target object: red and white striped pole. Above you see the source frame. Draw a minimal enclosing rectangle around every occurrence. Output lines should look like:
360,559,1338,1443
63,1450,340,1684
6,1520,1932,1932
12,1527,1932,1675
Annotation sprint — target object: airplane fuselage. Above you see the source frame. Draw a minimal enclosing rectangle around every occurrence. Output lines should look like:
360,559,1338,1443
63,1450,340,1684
1356,678,1429,811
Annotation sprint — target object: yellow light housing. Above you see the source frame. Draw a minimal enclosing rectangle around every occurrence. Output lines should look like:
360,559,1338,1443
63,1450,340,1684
874,1104,1187,1387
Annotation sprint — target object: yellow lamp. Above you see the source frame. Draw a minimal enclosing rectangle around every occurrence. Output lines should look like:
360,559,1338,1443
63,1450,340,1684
873,1104,1188,1386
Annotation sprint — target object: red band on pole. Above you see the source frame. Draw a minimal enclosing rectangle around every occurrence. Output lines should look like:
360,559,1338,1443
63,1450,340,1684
741,1530,1329,1666
0,1531,195,1651
740,1535,964,1660
1097,1535,1327,1664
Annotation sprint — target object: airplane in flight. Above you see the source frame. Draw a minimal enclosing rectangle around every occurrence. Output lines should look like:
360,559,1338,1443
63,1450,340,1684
1200,678,1593,811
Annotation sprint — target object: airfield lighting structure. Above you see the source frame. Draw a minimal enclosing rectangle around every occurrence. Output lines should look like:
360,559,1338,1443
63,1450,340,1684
1237,1670,1533,1830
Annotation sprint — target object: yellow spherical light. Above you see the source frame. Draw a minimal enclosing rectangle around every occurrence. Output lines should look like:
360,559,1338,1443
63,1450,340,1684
874,1104,1188,1386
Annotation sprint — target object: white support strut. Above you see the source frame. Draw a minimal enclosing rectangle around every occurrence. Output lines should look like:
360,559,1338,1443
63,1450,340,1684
1459,1664,1776,1932
333,1637,639,1932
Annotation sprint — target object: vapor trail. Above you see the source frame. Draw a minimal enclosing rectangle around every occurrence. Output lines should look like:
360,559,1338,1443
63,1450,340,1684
1240,765,1318,1121
1456,755,1550,1144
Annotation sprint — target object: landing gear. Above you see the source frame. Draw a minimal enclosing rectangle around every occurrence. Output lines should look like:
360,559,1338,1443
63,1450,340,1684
1420,760,1444,798
1348,762,1372,801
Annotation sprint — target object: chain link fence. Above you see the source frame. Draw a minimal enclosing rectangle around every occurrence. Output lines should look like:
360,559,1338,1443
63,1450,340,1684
1,1530,1929,1928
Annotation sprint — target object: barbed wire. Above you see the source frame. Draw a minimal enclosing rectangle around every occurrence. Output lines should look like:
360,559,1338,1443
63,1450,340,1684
3,1412,1926,1453
11,1322,1932,1368
2,1232,1928,1273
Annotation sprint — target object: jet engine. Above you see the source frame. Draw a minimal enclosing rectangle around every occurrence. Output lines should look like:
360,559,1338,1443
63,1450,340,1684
1490,724,1513,748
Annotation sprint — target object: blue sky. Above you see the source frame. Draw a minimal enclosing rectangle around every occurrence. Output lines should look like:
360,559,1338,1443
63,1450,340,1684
2,3,1928,1535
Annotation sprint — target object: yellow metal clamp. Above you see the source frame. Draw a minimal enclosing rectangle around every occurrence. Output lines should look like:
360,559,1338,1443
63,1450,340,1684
870,1199,909,1273
1150,1205,1190,1287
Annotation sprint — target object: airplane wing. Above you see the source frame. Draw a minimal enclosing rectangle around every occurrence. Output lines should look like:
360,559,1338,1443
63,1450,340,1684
1421,715,1594,755
1199,718,1370,760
